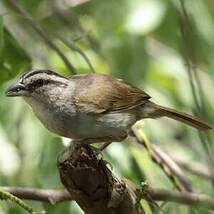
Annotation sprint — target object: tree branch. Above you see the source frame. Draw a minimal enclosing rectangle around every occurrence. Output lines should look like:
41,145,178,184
131,126,193,192
1,142,213,211
151,144,194,192
1,187,71,204
7,0,77,74
57,143,141,214
1,186,214,209
147,186,214,209
171,156,214,181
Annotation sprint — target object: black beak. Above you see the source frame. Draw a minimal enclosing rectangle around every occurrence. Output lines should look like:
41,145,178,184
5,82,27,97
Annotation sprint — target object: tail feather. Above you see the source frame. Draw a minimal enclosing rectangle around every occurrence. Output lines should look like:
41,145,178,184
146,102,212,131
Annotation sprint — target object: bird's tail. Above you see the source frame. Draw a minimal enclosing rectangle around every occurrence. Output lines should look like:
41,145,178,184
144,101,211,131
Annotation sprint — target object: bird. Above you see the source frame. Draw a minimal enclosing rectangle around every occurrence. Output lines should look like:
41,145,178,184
5,69,211,148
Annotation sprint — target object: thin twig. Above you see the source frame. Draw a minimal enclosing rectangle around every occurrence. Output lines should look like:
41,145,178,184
1,186,214,209
7,0,77,74
57,35,96,73
1,187,72,204
131,126,193,192
147,187,214,209
176,0,214,182
151,144,194,192
0,189,41,214
176,0,201,111
172,157,214,181
132,133,182,191
50,0,102,57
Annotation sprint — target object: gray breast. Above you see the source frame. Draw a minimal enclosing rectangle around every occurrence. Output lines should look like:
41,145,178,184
24,86,137,142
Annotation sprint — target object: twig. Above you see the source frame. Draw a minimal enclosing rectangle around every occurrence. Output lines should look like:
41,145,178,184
50,1,102,57
172,157,214,181
131,133,182,191
7,0,77,74
131,126,193,192
176,0,214,183
0,189,41,214
176,0,200,111
1,187,71,204
1,186,214,209
151,144,194,192
147,187,214,209
57,35,96,73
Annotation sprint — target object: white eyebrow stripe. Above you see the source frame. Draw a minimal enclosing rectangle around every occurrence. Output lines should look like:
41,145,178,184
22,70,66,80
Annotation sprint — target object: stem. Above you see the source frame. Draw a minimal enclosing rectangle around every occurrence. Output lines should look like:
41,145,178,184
7,0,77,74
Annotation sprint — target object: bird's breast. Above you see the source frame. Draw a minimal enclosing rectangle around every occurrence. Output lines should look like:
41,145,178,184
24,96,138,142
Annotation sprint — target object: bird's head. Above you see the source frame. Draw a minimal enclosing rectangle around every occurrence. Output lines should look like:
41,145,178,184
5,69,68,98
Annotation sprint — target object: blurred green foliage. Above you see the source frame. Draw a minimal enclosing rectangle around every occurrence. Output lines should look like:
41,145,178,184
0,0,213,213
0,22,31,82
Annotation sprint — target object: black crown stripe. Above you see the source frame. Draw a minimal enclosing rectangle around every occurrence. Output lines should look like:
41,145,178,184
22,70,66,80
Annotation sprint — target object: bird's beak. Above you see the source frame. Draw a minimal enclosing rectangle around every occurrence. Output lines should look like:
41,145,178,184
5,81,29,97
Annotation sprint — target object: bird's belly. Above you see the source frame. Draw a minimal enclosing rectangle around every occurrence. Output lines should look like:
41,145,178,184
73,112,137,142
35,107,137,143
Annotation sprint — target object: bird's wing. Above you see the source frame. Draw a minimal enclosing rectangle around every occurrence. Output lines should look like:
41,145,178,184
71,74,151,114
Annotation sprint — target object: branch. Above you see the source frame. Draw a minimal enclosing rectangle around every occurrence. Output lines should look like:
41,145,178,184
151,144,194,192
1,186,214,209
50,1,102,57
131,126,193,192
7,0,77,74
57,35,96,73
57,143,141,214
1,187,71,204
176,0,214,174
171,157,214,181
1,142,214,211
147,187,214,209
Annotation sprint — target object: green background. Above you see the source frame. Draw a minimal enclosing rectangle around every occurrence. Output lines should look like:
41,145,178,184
0,0,213,213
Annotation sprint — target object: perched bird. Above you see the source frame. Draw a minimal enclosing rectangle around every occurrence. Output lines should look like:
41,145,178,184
6,70,211,146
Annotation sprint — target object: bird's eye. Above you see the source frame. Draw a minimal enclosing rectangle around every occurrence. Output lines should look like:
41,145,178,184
13,85,25,92
37,79,43,84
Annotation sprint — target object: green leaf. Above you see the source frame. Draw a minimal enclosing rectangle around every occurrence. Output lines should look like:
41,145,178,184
0,28,31,83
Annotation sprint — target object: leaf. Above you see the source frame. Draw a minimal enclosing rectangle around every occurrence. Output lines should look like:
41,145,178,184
0,28,31,83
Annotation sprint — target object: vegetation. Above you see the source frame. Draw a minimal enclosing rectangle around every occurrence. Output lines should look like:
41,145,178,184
0,0,213,213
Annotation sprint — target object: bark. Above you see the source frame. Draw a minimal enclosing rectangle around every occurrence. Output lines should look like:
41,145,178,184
57,143,143,214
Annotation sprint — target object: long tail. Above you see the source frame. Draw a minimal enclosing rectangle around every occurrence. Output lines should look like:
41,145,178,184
145,101,211,131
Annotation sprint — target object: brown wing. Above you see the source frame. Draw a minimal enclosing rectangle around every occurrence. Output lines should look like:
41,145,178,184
71,74,151,113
